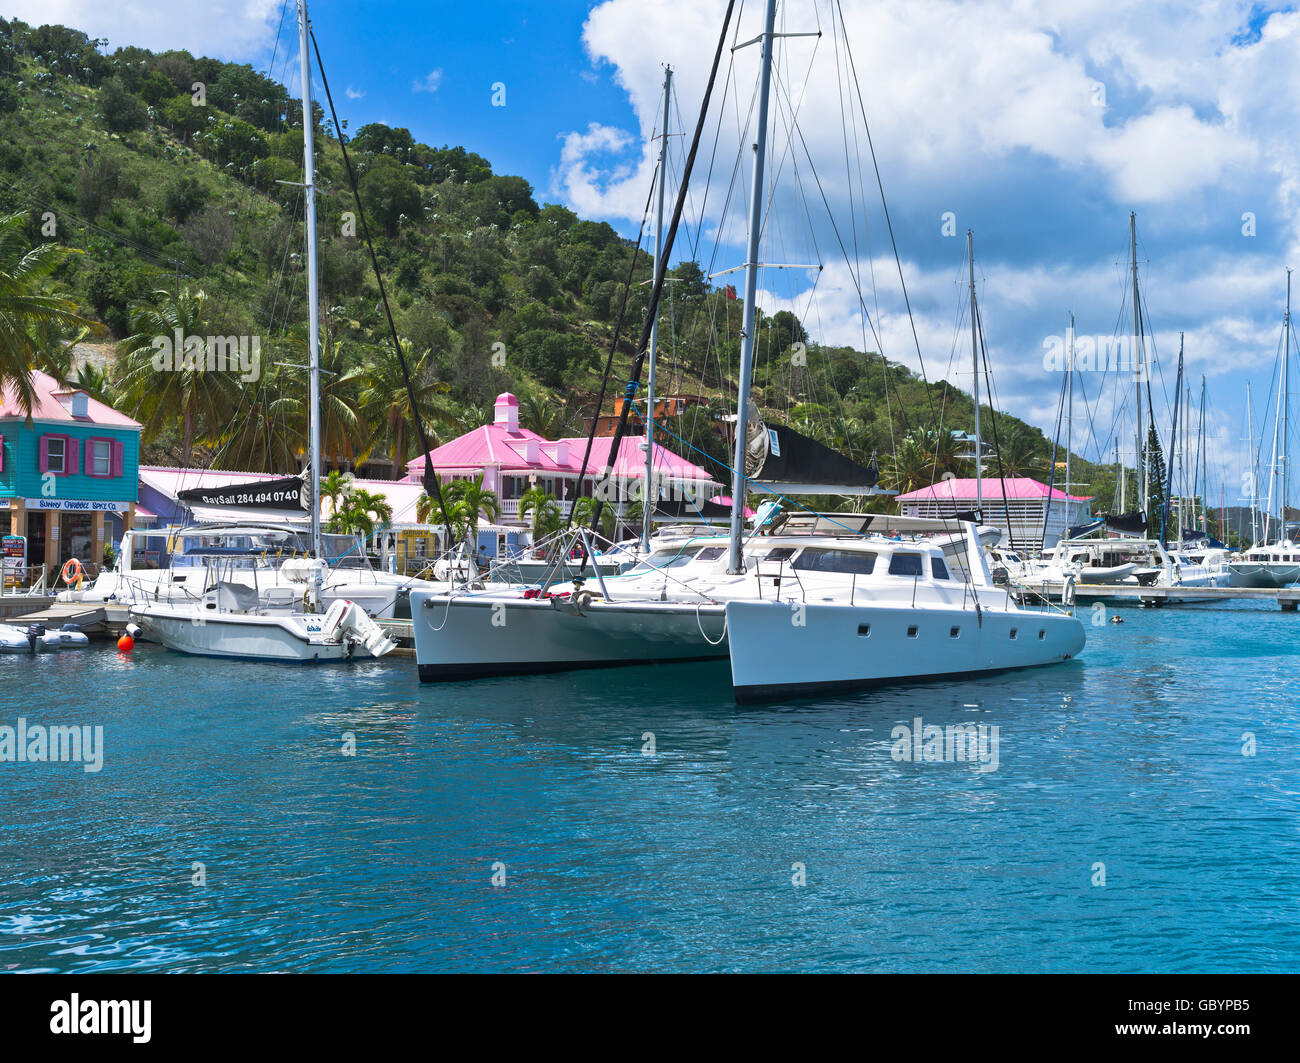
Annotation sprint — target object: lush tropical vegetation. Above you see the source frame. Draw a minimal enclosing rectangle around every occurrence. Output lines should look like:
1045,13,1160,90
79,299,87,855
0,16,1131,518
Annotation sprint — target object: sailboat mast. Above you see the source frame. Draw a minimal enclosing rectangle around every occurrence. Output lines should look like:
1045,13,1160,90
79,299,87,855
1066,312,1074,506
1130,212,1144,517
642,65,673,552
298,0,323,564
1246,382,1258,544
1284,268,1292,544
968,230,982,514
727,0,778,574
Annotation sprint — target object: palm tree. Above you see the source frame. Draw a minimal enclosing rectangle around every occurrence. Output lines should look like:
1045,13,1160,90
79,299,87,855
444,473,500,551
0,212,92,415
281,326,366,468
519,486,561,541
113,286,238,465
517,391,574,438
356,340,451,475
328,486,393,539
571,495,615,540
207,362,303,471
321,469,355,517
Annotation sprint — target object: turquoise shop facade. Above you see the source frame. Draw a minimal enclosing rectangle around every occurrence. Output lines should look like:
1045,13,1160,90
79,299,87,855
0,371,141,577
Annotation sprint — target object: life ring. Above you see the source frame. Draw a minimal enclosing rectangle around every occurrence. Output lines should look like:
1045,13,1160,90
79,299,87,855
61,558,83,585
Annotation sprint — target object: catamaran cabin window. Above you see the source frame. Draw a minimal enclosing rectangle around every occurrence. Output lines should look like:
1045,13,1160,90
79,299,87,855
887,552,924,577
791,548,876,574
931,557,950,580
693,546,726,562
635,549,697,572
763,547,797,562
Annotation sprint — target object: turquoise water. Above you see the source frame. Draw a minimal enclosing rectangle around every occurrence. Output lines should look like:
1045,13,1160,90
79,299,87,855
1,601,1297,972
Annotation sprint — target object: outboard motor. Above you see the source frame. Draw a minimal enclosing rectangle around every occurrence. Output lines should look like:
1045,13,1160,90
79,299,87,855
25,623,45,653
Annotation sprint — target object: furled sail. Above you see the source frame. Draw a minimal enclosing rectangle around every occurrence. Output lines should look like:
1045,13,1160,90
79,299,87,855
743,404,879,494
1104,510,1147,534
176,475,309,512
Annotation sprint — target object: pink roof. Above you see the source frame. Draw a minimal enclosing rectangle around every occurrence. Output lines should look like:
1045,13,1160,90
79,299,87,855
0,369,140,428
560,436,716,482
896,477,1092,503
405,427,716,484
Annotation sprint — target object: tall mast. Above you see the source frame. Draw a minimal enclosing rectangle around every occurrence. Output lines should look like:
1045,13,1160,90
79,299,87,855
1130,212,1145,517
1284,268,1292,544
1246,382,1257,545
1118,406,1126,513
727,0,778,574
1066,312,1074,507
1198,376,1207,533
642,65,673,552
968,230,982,514
298,0,322,566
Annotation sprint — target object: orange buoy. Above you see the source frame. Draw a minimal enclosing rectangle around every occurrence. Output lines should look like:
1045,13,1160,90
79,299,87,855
117,633,134,653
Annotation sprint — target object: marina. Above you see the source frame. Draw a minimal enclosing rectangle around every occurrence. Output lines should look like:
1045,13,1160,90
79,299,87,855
1,0,1298,990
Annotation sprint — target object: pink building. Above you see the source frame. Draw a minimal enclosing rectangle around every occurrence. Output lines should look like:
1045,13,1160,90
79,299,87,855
896,476,1093,552
404,393,719,525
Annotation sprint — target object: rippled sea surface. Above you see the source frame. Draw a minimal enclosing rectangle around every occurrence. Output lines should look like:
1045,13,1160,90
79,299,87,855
2,599,1297,972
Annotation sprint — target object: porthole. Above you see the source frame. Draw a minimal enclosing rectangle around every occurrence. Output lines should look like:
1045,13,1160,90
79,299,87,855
1009,628,1018,639
949,626,960,638
907,625,919,639
857,623,871,637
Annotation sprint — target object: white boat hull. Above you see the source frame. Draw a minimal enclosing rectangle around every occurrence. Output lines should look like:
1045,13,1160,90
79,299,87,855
131,606,357,662
1225,562,1300,588
724,600,1085,702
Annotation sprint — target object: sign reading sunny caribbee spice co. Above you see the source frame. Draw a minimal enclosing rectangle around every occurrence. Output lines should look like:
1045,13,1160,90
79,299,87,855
23,498,123,512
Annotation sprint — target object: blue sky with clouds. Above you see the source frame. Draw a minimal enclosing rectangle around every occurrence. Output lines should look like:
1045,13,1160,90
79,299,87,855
12,0,1300,513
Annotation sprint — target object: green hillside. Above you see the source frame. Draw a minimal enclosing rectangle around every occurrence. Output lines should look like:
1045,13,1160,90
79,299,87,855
0,16,1119,510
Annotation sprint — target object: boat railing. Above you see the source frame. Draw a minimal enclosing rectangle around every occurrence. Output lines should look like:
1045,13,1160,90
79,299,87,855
1,563,46,596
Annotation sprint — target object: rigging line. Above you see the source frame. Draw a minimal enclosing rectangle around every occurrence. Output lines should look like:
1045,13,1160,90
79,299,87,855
835,0,937,435
561,166,658,532
309,26,456,549
586,0,739,543
1041,366,1069,548
974,296,1015,538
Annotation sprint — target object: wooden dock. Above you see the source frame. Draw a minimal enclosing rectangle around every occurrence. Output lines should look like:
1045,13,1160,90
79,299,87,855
1013,582,1300,610
0,599,131,636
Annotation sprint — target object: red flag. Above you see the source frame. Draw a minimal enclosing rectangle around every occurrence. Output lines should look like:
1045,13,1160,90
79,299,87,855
724,285,737,300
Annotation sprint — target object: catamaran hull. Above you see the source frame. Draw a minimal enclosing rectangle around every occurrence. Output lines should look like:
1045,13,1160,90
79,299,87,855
1225,562,1300,588
412,593,728,681
724,600,1085,703
130,607,355,662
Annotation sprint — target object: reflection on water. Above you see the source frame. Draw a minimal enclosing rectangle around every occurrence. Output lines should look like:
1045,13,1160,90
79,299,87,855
1,600,1297,972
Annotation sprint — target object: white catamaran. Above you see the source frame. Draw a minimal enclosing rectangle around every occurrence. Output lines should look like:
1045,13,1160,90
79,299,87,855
411,0,1085,700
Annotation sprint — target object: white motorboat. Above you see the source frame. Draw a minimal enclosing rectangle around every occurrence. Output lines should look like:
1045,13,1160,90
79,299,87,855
62,524,440,620
130,583,394,663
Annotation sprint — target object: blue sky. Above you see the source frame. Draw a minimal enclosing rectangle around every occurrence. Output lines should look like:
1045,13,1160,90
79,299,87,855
12,0,1300,517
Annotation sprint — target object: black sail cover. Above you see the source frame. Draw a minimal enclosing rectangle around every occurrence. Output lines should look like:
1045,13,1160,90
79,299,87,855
746,422,878,488
1105,510,1148,534
177,475,309,512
